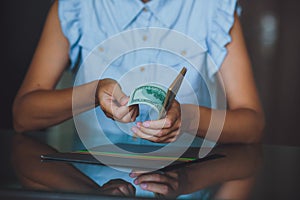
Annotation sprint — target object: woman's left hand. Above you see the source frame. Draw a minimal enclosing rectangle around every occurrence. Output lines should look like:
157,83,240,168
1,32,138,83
131,100,181,143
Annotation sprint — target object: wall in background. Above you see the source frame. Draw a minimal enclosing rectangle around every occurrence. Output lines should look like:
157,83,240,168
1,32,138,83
240,0,300,145
1,0,300,146
0,0,52,128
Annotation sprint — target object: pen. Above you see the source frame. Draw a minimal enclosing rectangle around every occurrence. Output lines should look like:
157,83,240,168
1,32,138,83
159,67,187,119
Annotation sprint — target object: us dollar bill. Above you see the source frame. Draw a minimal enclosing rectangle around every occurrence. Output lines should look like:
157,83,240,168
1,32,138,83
128,67,187,119
128,83,167,116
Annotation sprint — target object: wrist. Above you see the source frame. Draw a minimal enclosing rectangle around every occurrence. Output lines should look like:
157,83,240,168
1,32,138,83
181,104,199,132
94,80,101,107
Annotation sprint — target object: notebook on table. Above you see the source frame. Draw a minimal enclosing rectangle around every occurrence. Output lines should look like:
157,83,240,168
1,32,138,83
41,143,224,171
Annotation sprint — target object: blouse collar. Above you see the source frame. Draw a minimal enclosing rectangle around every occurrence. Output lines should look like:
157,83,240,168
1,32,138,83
111,0,184,29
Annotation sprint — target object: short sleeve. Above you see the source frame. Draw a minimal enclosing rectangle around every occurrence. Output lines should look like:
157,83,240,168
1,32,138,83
207,0,241,77
58,0,82,70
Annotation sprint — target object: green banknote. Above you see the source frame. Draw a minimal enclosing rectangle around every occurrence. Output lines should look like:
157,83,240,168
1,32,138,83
128,83,167,116
128,67,187,119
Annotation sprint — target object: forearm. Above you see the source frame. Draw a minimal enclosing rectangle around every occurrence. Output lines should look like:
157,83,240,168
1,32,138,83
181,145,261,194
12,134,100,193
217,108,264,143
13,80,99,133
181,104,265,143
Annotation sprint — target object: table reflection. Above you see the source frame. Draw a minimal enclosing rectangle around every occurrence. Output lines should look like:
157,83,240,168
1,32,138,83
11,133,135,197
11,133,262,199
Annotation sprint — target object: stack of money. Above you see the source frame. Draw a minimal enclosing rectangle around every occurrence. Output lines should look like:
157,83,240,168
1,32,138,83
128,67,187,119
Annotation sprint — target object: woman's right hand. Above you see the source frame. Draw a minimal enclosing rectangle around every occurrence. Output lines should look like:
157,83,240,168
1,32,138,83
96,78,139,123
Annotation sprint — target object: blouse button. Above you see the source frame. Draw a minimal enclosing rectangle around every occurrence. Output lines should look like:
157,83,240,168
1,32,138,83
180,50,187,56
143,7,148,12
140,66,145,72
142,35,148,41
98,47,104,52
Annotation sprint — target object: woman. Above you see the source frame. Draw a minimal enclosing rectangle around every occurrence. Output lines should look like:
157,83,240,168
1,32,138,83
13,0,264,146
12,0,265,197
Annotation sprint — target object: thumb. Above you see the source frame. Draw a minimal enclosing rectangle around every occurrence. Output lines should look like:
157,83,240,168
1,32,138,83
120,96,129,106
112,84,128,106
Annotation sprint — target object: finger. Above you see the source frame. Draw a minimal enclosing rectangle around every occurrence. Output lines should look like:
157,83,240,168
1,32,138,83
129,106,139,121
138,122,179,137
163,137,178,143
101,179,122,190
119,109,139,123
141,115,177,129
142,100,181,129
164,171,179,180
100,97,123,119
102,181,133,197
128,104,138,112
111,84,128,105
131,126,161,142
115,182,135,196
153,129,180,143
126,183,136,196
136,122,164,136
131,109,139,121
111,105,131,121
158,129,180,143
136,173,179,193
129,172,138,178
134,173,172,185
117,184,131,196
139,100,180,129
119,106,139,122
119,96,129,106
134,126,180,143
137,121,180,140
129,169,150,178
102,188,124,196
141,118,169,130
106,102,138,122
139,182,172,195
130,109,139,122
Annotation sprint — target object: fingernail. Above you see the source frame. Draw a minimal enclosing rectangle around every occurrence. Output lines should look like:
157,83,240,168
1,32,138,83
134,179,138,184
131,127,138,133
143,121,150,127
136,122,141,128
141,183,147,189
129,172,135,178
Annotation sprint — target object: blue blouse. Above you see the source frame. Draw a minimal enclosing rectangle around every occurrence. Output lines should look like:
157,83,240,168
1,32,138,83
59,0,238,75
58,0,239,198
58,0,239,146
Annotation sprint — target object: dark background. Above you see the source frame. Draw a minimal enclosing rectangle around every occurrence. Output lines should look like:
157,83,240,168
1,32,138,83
1,0,300,146
0,1,300,199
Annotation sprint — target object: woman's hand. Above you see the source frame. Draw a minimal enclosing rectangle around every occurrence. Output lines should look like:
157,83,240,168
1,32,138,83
100,179,136,197
131,100,181,143
130,171,182,198
96,78,139,123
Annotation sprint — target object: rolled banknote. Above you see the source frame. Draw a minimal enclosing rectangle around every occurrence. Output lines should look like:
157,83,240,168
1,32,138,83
128,83,167,118
128,67,187,120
